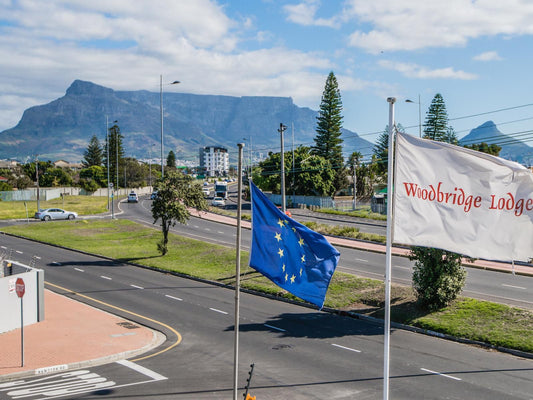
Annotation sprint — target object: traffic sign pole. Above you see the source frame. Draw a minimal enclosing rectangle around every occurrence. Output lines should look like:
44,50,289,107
16,278,25,367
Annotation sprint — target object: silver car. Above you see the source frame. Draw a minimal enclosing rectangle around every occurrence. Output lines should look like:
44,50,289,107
34,208,78,221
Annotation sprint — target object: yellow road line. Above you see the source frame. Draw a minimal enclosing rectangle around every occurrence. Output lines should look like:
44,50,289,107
45,281,182,362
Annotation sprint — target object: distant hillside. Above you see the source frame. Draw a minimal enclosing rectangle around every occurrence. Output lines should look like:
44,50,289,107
0,80,373,163
459,121,532,165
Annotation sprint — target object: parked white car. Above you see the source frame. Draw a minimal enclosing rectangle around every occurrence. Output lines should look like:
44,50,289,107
34,208,78,221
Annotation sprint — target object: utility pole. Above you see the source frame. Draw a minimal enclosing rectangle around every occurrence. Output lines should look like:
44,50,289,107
353,158,357,210
278,123,287,213
35,155,40,211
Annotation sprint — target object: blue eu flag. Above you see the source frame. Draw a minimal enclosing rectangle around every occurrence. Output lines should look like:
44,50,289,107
249,182,340,309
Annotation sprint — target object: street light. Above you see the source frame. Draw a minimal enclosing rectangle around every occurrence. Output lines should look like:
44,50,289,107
160,75,180,179
35,154,40,211
405,95,422,137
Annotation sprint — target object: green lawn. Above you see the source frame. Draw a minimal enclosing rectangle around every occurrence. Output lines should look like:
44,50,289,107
0,196,109,220
2,219,532,354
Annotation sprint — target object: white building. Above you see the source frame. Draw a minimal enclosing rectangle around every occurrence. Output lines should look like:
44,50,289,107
199,146,229,177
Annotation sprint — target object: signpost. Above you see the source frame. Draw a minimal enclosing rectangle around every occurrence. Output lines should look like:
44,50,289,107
16,277,25,367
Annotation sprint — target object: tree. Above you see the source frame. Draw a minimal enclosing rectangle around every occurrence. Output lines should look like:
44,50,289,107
464,142,501,156
79,165,106,187
40,167,73,187
82,135,103,168
423,93,449,141
373,123,405,174
151,172,207,255
312,71,346,193
255,146,335,197
103,123,124,188
166,151,176,170
410,247,467,310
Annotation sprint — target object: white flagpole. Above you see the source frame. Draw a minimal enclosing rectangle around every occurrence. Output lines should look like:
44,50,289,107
384,97,396,400
233,142,245,400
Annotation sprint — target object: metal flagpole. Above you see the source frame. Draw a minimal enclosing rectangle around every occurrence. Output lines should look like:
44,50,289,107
384,97,396,400
233,142,245,400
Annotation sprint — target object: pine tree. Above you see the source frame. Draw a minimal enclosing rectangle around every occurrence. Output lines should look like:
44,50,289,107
166,150,176,169
103,123,125,188
312,71,346,194
82,135,103,168
373,123,405,174
423,93,449,141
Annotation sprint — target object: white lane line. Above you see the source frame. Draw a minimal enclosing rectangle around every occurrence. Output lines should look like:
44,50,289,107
130,284,144,290
51,262,62,266
394,265,410,270
0,246,7,249
34,256,42,260
217,231,224,234
502,284,526,290
15,250,23,254
100,275,112,280
116,360,167,381
355,258,368,262
210,308,228,315
165,294,183,301
205,228,211,231
331,343,361,353
264,324,286,332
421,368,462,381
74,268,84,272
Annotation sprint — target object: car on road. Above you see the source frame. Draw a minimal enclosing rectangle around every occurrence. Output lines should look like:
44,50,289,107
211,197,225,207
127,192,139,203
150,191,158,200
34,208,78,221
202,187,210,197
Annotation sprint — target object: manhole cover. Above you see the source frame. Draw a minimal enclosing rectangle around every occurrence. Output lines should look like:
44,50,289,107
116,322,140,329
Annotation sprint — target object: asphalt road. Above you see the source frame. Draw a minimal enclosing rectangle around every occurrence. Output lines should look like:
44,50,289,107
1,234,532,399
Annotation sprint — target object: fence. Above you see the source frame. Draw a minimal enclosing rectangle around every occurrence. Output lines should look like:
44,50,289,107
0,186,152,203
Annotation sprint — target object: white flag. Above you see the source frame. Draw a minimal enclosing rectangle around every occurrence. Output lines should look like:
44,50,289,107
393,132,533,262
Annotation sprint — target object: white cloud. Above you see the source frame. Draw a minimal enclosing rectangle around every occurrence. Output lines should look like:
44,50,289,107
379,60,478,80
342,0,533,53
473,51,503,61
283,0,340,28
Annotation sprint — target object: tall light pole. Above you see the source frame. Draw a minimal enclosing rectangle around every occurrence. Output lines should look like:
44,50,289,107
35,154,40,211
160,75,180,179
106,117,110,211
406,94,421,137
278,123,287,213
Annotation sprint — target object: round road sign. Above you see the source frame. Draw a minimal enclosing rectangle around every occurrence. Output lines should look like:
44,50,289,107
15,277,25,298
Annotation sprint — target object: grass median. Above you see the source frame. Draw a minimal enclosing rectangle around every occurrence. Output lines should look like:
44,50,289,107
2,218,532,354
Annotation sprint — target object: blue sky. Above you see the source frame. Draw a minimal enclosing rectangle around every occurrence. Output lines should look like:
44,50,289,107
1,0,533,148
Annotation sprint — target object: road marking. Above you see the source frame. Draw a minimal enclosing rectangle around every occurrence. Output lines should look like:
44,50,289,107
264,324,286,332
502,284,526,290
421,368,462,381
100,275,112,280
210,307,228,315
130,284,144,290
34,256,42,260
0,246,6,249
51,261,62,266
355,258,368,262
331,343,361,353
205,228,211,231
394,265,410,270
74,268,84,272
45,281,182,363
15,250,23,254
165,294,182,301
116,360,167,381
217,231,224,234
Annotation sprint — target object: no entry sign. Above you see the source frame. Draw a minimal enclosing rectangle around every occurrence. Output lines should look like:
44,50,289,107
15,277,25,298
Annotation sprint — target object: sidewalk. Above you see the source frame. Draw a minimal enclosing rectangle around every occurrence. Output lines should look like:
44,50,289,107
0,290,162,382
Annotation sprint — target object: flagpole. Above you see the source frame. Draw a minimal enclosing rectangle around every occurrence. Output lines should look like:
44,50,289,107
233,142,245,400
384,97,396,400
